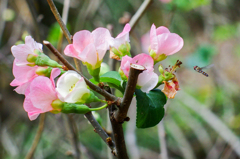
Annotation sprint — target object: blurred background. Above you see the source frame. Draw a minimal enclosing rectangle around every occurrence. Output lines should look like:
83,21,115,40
1,0,240,158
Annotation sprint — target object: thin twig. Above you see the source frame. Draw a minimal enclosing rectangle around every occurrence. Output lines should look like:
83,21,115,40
129,0,153,33
43,41,119,103
46,0,82,72
84,112,117,156
46,0,71,44
67,114,81,159
105,86,128,159
25,114,46,159
114,64,145,123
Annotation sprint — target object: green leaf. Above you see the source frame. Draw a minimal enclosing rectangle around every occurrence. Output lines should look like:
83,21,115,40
100,71,124,93
135,89,166,128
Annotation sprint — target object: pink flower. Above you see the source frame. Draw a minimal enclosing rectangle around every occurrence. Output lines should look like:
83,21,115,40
23,68,61,120
120,54,158,92
111,23,131,48
159,0,172,3
149,24,183,63
10,60,39,94
11,36,43,66
109,23,131,60
64,28,111,69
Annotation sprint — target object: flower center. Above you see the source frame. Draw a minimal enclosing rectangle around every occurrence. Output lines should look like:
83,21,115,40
69,84,76,92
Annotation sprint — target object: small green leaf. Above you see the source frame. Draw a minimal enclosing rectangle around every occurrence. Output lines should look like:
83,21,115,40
100,71,124,92
135,89,166,128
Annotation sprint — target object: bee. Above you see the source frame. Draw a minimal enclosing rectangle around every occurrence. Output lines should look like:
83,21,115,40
193,64,214,77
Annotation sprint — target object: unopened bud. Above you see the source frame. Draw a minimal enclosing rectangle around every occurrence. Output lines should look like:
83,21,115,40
158,64,164,74
27,54,37,63
51,99,64,110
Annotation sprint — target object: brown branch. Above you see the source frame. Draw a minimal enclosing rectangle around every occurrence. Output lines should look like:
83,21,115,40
129,0,153,34
43,41,119,102
25,114,46,159
105,86,128,159
46,0,71,44
114,64,145,123
84,112,117,156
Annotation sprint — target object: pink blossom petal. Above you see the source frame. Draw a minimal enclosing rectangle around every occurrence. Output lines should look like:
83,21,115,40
11,36,42,66
78,43,98,67
92,28,111,57
11,60,38,83
72,30,93,52
116,23,131,38
28,77,56,112
157,33,183,55
150,24,158,52
137,71,158,93
50,68,62,87
132,54,154,70
64,44,80,59
121,55,132,77
23,95,42,120
156,26,170,35
11,45,33,65
29,69,60,112
13,80,33,95
25,36,42,52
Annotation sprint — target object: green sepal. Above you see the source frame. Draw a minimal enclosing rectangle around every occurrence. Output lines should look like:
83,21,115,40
118,42,131,58
84,91,102,103
36,67,66,78
35,54,62,68
86,64,101,82
150,49,167,64
61,103,91,114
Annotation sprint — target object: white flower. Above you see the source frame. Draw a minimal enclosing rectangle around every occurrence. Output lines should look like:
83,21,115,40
56,71,90,103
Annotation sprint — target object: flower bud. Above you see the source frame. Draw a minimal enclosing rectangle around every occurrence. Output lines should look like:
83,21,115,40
62,103,91,114
51,99,64,110
35,67,52,76
27,54,37,63
158,64,164,74
35,54,62,68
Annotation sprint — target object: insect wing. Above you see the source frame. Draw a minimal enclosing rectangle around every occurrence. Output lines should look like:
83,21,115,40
201,64,214,70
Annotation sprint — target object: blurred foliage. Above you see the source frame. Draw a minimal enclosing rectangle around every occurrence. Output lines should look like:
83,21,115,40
1,0,240,158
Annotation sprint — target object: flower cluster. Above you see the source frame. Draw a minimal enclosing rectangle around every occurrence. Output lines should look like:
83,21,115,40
11,23,183,120
11,36,103,120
